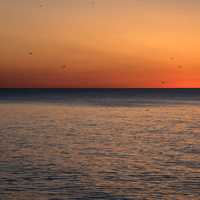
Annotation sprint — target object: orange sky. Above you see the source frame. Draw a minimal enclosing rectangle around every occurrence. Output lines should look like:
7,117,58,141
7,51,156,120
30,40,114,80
1,0,200,88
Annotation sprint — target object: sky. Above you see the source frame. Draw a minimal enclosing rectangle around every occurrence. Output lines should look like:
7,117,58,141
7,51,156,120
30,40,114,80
1,0,200,88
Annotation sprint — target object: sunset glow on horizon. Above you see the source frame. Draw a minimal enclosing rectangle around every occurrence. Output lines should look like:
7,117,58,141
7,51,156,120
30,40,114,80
1,0,200,88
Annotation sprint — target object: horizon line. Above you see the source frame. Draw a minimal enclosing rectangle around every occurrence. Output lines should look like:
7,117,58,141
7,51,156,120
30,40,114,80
1,88,200,90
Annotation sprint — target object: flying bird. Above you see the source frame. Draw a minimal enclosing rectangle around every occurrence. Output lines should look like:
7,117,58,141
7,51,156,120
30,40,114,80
60,65,67,70
161,81,166,85
39,0,44,7
89,0,96,7
178,65,183,69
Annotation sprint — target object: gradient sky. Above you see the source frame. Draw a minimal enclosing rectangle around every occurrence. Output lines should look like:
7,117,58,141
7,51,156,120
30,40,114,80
1,0,200,88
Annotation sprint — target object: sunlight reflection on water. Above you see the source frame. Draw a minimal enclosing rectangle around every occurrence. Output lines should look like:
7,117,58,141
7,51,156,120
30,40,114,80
0,102,200,200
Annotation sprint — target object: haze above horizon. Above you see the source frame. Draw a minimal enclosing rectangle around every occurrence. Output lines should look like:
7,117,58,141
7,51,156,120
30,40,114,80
1,0,200,88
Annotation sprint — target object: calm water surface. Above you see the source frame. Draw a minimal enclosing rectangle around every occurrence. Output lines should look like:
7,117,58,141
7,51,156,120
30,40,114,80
0,92,200,199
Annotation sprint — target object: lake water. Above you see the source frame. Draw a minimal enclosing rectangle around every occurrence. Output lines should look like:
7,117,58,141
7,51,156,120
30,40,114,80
0,89,200,200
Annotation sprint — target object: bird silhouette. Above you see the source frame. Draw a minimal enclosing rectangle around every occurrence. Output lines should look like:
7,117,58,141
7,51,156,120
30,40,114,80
161,81,166,85
178,65,183,69
60,65,67,70
89,0,95,7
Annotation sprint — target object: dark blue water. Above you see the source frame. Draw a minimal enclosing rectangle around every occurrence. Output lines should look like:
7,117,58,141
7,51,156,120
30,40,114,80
1,89,200,105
